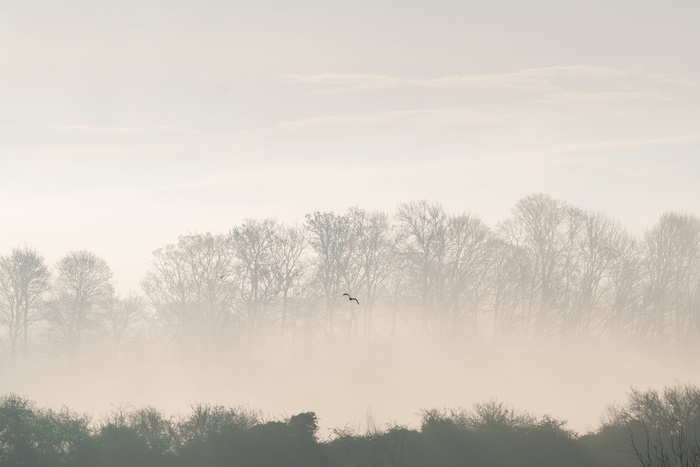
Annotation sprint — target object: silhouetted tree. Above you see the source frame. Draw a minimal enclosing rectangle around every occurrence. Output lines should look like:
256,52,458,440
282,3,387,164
498,194,581,336
305,209,362,340
230,219,284,347
274,224,307,343
142,233,236,352
104,292,145,355
0,246,50,362
47,250,114,353
353,208,397,341
443,213,491,338
395,200,449,339
640,213,700,342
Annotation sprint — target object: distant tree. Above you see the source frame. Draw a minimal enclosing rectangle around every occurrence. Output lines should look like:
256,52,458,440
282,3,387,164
0,246,50,362
498,194,582,336
640,213,700,342
443,213,491,338
47,250,114,353
141,233,237,352
602,233,643,339
565,210,629,336
104,292,146,355
305,209,363,340
230,219,284,347
353,208,397,341
487,238,531,339
274,224,307,342
395,200,449,339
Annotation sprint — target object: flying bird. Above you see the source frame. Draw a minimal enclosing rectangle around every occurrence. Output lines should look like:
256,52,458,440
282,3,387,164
342,293,360,305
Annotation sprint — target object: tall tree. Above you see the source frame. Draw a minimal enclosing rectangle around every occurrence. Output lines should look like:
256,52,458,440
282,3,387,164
142,233,236,351
564,210,629,335
0,246,50,362
105,292,146,355
498,194,581,336
353,208,397,341
640,212,700,342
443,213,491,338
230,219,285,347
305,209,363,340
487,238,531,339
47,250,114,353
274,224,307,343
395,200,448,339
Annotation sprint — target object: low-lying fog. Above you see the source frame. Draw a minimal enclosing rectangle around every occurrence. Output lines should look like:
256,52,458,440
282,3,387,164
4,339,698,436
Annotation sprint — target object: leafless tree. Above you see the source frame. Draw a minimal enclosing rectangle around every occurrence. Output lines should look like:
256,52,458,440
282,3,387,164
141,233,236,352
497,194,581,336
105,292,146,355
564,210,629,335
305,209,362,340
0,246,50,362
395,200,448,339
274,224,307,343
620,384,700,467
607,235,644,338
640,213,700,342
352,208,397,341
443,213,491,339
47,250,114,353
486,238,531,340
230,219,285,347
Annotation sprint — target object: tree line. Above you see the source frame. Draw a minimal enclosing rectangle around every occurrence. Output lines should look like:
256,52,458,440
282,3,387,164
2,382,700,467
2,193,700,361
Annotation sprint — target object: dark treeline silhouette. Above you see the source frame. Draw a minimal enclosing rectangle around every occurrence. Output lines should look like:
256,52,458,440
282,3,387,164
1,193,700,361
2,383,700,467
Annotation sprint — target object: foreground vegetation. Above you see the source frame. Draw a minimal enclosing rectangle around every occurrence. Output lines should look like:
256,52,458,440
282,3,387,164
2,383,700,467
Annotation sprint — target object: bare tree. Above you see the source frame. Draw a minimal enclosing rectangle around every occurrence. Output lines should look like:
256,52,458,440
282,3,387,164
274,224,307,343
443,213,491,339
487,238,531,340
305,209,363,340
640,213,700,342
352,208,397,341
497,194,581,336
395,200,448,339
230,219,284,348
105,292,146,355
0,246,50,362
47,250,114,353
607,235,644,339
615,384,700,467
565,210,629,335
141,233,236,352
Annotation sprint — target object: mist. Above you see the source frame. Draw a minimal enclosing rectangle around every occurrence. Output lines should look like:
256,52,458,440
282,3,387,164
2,1,700,464
2,196,700,440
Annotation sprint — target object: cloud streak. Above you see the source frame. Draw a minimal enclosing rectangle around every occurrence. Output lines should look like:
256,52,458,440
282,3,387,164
283,65,699,96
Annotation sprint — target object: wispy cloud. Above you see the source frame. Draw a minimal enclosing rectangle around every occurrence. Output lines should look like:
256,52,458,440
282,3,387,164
283,65,699,96
279,106,557,130
47,125,145,133
515,134,700,158
44,125,210,135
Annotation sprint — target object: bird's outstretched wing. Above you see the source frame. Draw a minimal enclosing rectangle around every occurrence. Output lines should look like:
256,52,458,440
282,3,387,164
351,298,360,305
342,293,350,297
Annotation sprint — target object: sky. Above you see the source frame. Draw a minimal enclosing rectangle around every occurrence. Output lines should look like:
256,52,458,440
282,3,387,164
1,0,699,293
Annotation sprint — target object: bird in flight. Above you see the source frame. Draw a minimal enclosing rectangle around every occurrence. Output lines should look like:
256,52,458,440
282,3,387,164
342,293,360,305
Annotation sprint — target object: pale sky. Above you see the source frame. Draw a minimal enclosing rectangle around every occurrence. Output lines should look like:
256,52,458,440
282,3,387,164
1,0,699,293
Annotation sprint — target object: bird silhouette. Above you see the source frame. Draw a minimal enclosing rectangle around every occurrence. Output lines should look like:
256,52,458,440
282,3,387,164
342,293,360,305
